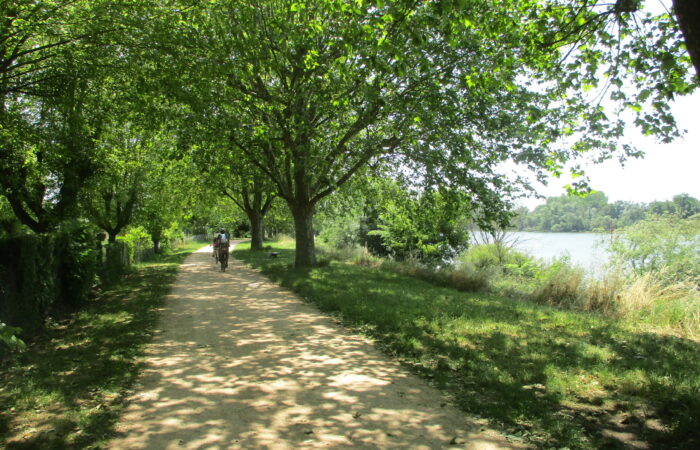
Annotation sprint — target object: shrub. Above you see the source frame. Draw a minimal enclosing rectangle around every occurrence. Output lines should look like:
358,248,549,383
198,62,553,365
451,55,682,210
0,234,58,335
529,258,700,336
316,245,381,267
0,321,25,352
460,243,540,278
54,223,99,309
616,272,700,335
461,244,501,268
100,241,131,287
381,258,492,292
608,214,700,284
580,269,626,314
446,263,492,291
530,258,585,308
163,222,185,249
0,224,100,336
121,226,151,263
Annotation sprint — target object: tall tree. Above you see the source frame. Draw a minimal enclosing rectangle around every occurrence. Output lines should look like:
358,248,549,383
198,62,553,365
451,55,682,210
187,116,279,251
81,124,154,242
672,0,700,77
135,149,198,253
222,171,277,251
0,59,105,232
0,0,145,232
173,0,696,267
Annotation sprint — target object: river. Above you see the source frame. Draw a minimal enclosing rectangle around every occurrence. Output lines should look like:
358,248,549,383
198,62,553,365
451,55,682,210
504,232,613,270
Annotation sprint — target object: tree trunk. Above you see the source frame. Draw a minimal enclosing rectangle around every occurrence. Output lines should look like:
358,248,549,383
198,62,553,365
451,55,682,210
291,203,316,267
249,211,264,251
108,231,118,243
673,0,700,77
151,230,162,254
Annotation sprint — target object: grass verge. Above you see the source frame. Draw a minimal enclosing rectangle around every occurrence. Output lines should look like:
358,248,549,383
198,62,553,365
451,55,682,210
0,242,202,449
234,240,700,449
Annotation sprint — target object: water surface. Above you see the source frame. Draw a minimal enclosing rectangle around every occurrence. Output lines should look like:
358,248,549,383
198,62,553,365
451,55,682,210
507,232,612,270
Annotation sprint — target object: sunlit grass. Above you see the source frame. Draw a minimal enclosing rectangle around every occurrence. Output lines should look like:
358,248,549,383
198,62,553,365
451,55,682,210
234,240,700,449
0,244,197,448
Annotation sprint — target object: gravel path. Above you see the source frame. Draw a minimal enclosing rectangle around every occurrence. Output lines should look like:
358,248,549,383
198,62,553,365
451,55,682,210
109,245,522,449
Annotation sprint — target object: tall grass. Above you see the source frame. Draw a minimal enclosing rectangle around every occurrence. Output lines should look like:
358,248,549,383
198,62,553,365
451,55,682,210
234,240,700,449
317,242,700,338
532,260,700,337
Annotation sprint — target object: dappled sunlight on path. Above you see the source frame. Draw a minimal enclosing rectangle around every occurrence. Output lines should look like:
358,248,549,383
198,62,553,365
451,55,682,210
109,245,518,449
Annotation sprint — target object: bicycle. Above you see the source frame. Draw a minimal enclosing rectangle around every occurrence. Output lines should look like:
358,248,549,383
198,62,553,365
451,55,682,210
212,237,220,263
218,243,229,272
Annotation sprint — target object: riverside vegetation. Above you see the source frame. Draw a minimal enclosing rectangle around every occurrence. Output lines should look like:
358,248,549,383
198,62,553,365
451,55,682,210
233,216,700,449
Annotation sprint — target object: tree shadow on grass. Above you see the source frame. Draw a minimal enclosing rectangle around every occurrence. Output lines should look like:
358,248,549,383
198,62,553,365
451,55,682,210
235,248,700,449
0,263,183,448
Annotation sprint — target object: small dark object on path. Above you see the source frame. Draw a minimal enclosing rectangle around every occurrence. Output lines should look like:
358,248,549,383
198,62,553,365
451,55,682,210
269,252,280,259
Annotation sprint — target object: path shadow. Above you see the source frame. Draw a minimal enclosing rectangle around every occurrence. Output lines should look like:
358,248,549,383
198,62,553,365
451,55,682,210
110,249,517,449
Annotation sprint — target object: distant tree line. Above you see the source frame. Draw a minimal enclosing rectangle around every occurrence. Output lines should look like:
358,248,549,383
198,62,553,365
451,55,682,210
513,192,700,232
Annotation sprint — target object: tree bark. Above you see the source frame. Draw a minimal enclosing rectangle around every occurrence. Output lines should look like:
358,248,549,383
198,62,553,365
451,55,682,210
151,229,162,254
223,184,274,252
4,194,49,233
249,211,264,251
291,202,316,267
108,231,118,243
673,0,700,77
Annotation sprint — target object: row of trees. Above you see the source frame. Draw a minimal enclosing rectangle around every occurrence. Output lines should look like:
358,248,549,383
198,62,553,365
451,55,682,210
513,192,700,232
0,0,698,267
0,1,195,248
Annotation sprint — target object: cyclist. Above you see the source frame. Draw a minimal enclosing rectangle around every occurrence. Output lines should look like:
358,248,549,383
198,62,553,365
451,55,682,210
212,233,220,262
216,228,230,271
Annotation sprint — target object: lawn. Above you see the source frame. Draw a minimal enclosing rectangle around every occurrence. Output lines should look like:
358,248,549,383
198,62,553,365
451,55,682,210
234,241,700,449
0,241,202,449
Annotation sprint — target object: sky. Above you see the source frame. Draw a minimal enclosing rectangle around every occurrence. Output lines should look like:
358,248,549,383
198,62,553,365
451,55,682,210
516,81,700,211
516,0,698,210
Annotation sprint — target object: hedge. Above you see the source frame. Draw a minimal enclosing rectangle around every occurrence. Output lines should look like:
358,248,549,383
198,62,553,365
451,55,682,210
0,226,130,341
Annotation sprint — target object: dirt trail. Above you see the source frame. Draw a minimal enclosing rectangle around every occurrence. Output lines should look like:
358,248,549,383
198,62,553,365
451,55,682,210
109,245,522,449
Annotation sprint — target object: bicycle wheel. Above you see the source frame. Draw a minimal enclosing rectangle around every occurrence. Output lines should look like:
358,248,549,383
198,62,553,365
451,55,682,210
220,249,228,271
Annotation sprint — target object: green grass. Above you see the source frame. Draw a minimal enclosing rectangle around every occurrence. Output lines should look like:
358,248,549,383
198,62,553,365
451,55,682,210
0,241,201,449
235,241,700,449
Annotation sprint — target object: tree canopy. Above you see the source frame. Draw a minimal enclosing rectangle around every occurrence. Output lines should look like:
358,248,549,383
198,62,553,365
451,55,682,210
0,0,697,266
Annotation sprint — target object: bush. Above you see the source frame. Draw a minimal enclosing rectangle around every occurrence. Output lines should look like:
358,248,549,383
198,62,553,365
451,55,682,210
0,225,100,337
446,263,492,291
0,234,58,336
163,222,185,249
528,257,700,336
100,241,131,287
121,226,151,263
381,258,492,292
608,214,700,284
0,321,25,352
616,272,700,334
316,245,381,267
460,243,540,278
54,223,99,309
530,258,585,308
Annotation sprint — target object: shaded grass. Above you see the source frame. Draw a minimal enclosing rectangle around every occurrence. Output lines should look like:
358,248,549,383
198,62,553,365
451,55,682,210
0,243,200,448
234,241,700,449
